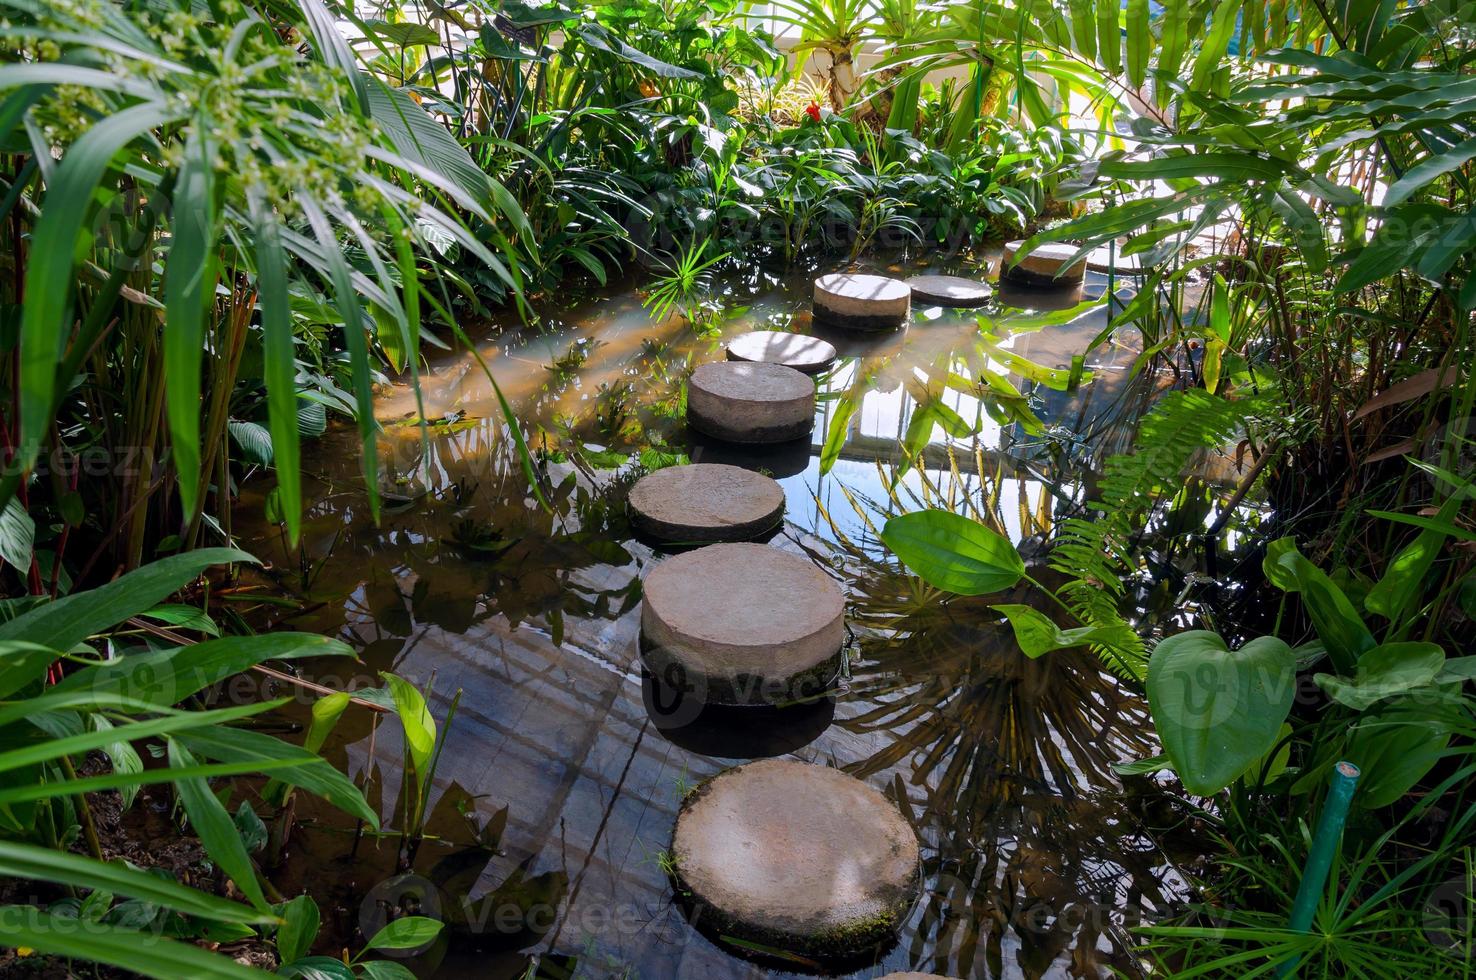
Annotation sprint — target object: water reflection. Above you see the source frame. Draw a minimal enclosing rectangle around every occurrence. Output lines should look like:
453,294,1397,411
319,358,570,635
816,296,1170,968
237,255,1190,978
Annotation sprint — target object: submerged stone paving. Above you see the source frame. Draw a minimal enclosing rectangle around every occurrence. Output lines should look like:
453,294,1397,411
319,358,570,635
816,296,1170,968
814,273,911,331
671,758,920,959
905,274,992,308
725,330,838,374
1002,240,1087,285
626,463,784,544
640,543,844,706
686,361,815,444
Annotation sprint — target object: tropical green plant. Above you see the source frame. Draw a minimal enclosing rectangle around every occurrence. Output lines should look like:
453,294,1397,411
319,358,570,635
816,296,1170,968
0,548,380,976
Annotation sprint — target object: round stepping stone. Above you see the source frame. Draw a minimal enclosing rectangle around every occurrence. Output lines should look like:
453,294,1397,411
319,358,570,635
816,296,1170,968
640,543,843,706
627,463,784,544
1002,240,1087,285
726,330,837,374
687,361,815,444
1086,243,1146,276
814,273,910,331
671,758,920,958
905,274,992,308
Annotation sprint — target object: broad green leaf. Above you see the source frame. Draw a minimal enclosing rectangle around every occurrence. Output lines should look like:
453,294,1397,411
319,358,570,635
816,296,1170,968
1345,708,1454,808
1111,754,1170,776
358,961,420,980
275,894,320,965
138,603,220,636
0,905,271,979
1365,495,1460,623
382,672,436,785
169,740,269,910
0,840,274,924
1146,631,1296,795
1384,135,1476,207
1125,0,1149,89
361,915,443,952
0,497,34,573
0,641,50,701
0,548,255,649
91,715,144,810
991,604,1121,658
1097,153,1286,182
880,509,1026,595
1190,0,1240,92
1315,641,1446,711
1263,538,1375,674
280,956,355,980
164,123,220,527
1095,0,1121,74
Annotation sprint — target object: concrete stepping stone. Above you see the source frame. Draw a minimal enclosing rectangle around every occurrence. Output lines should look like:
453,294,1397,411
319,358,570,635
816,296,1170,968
726,330,838,374
627,463,784,544
670,758,920,959
814,273,910,331
1002,240,1087,286
905,274,992,308
640,543,843,706
1086,243,1146,276
687,361,815,444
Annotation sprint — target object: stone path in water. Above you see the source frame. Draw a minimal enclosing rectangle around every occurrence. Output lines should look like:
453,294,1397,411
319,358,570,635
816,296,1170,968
631,263,1024,969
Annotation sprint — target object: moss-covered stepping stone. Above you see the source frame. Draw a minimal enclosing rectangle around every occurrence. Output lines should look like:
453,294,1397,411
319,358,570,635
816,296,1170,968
640,543,843,706
687,361,815,444
814,273,910,331
627,463,785,544
1002,240,1087,286
671,758,920,959
905,274,992,308
726,330,838,374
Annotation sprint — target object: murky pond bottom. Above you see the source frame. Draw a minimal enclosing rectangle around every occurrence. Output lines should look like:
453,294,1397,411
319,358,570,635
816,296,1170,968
237,253,1197,978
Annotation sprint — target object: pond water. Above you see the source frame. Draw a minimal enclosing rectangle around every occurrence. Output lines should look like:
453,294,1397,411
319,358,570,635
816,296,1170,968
235,251,1202,978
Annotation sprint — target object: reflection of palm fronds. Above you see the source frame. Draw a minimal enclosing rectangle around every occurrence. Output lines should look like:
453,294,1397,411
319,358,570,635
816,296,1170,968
819,474,1190,977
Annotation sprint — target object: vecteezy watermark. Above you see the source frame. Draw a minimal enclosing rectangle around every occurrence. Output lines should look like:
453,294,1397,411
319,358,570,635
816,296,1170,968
360,874,444,957
1424,876,1475,960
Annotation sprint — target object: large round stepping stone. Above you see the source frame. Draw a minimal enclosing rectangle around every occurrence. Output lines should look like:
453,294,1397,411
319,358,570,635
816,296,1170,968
814,273,910,331
640,543,843,706
726,330,837,374
1002,240,1087,286
671,759,920,959
905,274,992,308
627,463,785,544
687,361,815,444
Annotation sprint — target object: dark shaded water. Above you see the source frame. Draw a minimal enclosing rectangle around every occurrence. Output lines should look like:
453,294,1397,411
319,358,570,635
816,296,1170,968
236,252,1202,978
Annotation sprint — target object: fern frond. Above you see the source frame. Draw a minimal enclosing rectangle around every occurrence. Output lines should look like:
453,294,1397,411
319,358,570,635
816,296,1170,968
1049,389,1269,590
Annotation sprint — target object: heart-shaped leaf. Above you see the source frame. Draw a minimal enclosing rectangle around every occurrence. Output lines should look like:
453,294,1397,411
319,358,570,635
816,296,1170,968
881,510,1025,596
1146,631,1296,795
1315,641,1445,711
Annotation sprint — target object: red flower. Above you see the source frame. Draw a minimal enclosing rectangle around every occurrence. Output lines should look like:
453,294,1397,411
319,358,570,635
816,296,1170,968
804,100,822,123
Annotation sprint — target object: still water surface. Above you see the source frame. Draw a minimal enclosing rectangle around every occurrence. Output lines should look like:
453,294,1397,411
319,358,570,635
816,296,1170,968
238,252,1200,979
